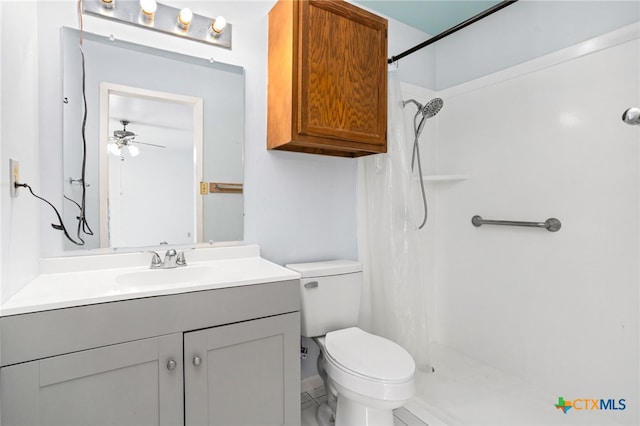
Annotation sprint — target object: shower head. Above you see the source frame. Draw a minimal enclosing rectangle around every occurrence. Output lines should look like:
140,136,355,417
422,97,443,119
403,98,444,135
622,107,640,125
415,98,443,135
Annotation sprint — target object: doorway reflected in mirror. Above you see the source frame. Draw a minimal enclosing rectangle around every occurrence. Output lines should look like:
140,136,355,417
101,84,203,248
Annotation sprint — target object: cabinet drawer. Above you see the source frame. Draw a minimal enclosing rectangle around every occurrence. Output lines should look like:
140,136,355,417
1,280,299,367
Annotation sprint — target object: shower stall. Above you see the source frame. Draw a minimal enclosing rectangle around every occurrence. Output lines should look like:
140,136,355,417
359,3,639,425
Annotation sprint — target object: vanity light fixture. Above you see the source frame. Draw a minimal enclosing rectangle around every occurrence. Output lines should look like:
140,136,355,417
83,0,232,49
177,8,193,29
139,0,157,22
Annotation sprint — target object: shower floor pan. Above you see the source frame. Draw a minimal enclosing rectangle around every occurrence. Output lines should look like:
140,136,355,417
404,343,622,426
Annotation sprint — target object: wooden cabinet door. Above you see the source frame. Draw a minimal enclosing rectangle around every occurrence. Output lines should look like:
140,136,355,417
0,334,183,426
184,313,300,426
297,0,387,147
268,0,387,157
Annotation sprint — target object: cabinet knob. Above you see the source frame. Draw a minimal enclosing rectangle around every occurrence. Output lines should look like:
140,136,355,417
167,359,177,370
193,356,202,366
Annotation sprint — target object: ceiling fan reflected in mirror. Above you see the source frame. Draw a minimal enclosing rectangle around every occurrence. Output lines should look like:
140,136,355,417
108,120,166,157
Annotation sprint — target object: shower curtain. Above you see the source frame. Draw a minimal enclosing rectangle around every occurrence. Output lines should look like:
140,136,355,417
360,68,430,372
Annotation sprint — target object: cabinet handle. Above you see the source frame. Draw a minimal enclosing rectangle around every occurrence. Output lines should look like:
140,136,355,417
304,281,319,289
193,356,202,366
167,359,177,370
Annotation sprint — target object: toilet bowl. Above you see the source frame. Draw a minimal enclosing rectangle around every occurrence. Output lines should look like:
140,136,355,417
317,328,415,425
286,260,415,426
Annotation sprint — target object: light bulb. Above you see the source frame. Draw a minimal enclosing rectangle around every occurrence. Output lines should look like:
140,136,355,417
178,8,193,29
139,0,157,20
108,144,120,155
211,16,226,34
128,145,140,157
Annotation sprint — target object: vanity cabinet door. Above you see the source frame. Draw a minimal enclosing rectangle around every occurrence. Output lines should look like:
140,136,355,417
0,334,183,426
184,312,300,426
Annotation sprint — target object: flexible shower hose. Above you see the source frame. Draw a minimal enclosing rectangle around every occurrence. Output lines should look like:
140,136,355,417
412,111,428,229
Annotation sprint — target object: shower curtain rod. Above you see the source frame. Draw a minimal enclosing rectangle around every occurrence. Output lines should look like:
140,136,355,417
388,0,519,64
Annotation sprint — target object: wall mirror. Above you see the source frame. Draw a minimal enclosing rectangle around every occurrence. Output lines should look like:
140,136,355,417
62,27,244,250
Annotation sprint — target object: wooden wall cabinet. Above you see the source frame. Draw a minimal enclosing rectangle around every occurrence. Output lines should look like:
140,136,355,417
268,0,388,157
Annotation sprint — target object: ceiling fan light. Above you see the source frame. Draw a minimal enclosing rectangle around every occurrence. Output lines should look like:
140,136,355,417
128,145,140,157
108,144,121,155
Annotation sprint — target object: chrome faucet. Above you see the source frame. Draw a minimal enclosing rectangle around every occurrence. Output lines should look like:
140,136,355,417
163,249,178,269
148,249,187,269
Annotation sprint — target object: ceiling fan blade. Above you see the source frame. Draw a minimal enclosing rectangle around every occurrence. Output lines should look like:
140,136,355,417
132,141,167,148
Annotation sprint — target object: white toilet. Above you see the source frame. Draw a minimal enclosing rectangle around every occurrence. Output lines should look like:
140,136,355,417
286,260,415,426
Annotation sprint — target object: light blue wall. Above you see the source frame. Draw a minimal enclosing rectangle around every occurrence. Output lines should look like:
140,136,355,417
388,18,436,89
251,151,358,266
435,1,640,89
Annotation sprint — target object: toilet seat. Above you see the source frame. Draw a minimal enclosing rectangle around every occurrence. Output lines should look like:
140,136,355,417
324,327,415,383
320,327,415,403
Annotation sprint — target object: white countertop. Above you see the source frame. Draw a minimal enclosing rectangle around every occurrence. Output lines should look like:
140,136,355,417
0,245,300,317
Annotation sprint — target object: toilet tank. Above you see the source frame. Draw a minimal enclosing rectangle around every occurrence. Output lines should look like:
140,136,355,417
286,260,362,338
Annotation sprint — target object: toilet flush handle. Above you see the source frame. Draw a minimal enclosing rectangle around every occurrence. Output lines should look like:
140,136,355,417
304,281,318,289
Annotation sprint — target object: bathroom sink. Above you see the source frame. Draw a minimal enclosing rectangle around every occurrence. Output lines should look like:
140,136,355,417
116,266,218,287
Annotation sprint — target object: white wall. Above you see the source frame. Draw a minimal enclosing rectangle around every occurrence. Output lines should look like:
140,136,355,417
108,144,194,247
432,28,638,424
0,2,41,303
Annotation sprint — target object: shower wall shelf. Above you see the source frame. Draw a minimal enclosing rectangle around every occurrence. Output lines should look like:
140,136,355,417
422,174,470,182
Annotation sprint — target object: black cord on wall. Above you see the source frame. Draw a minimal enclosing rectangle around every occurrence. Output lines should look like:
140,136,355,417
74,0,94,241
51,0,94,245
16,182,86,246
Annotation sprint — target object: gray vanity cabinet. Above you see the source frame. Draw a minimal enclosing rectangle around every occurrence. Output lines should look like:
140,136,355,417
0,280,301,426
185,313,300,425
0,334,184,426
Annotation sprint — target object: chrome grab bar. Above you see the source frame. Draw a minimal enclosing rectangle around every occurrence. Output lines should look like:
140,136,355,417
471,215,561,232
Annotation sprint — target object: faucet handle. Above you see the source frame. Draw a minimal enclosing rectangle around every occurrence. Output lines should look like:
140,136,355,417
149,251,162,269
176,251,187,267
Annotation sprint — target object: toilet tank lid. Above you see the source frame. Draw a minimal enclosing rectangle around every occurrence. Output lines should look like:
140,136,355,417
285,260,362,278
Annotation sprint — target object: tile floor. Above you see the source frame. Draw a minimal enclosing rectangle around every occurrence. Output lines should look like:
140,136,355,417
301,385,428,426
